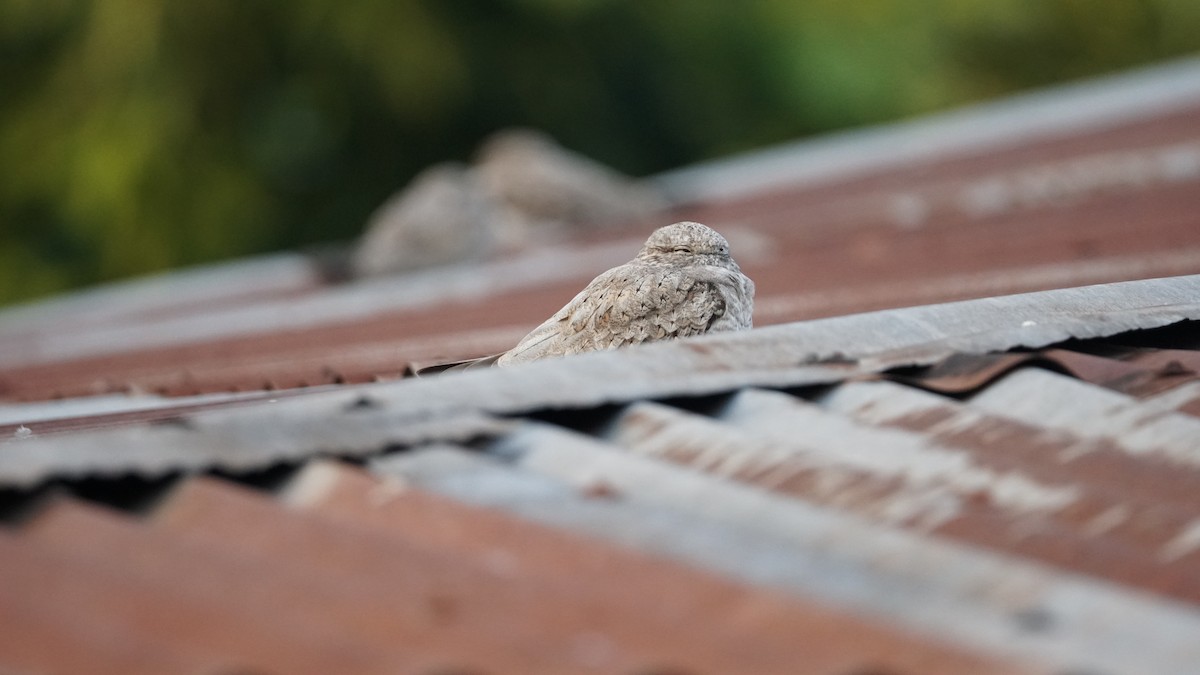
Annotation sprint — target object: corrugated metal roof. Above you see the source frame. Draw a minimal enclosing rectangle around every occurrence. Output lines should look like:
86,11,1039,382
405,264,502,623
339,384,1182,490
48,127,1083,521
2,59,1200,675
3,60,1200,403
1,278,1199,672
3,275,1197,487
468,422,1200,675
655,55,1200,201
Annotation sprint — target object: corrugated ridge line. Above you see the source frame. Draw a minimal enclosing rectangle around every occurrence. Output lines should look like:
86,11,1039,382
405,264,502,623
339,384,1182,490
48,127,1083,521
0,237,642,367
1,275,1197,488
612,395,1078,526
610,394,1194,595
1141,381,1200,417
971,368,1200,467
656,56,1200,200
375,438,1200,675
489,425,1200,672
719,387,1200,599
0,397,513,487
821,379,1200,559
754,247,1200,325
0,253,320,339
0,390,293,427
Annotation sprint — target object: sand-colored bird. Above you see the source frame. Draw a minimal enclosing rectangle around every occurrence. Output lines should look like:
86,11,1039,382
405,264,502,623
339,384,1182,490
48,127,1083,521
424,221,754,373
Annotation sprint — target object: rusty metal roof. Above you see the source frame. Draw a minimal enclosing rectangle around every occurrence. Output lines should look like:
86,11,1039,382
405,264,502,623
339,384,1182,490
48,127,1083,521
656,55,1200,201
3,274,1196,484
3,59,1200,402
2,58,1200,674
2,278,1199,673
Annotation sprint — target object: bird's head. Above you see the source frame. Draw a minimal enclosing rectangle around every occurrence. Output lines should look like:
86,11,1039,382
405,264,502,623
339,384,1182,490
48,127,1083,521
638,221,733,265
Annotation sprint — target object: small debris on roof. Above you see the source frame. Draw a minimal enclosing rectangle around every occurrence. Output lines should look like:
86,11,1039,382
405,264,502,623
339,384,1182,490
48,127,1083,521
475,129,669,239
351,163,498,276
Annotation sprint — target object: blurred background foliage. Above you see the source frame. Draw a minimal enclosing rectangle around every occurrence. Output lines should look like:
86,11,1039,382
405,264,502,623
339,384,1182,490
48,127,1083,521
2,0,1199,306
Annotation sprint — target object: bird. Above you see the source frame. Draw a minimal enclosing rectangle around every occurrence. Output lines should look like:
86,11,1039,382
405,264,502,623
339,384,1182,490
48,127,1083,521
418,221,754,374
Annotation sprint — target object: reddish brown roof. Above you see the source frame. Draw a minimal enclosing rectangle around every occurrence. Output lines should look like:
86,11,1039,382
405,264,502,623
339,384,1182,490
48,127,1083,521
2,59,1200,674
3,60,1200,402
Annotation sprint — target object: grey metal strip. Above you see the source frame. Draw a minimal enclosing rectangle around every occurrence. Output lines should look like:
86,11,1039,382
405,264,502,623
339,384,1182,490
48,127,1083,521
448,424,1200,675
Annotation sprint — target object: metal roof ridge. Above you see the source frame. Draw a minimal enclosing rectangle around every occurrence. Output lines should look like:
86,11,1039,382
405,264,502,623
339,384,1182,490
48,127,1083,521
394,433,1200,675
655,56,1200,201
0,253,320,339
1,275,1195,487
755,247,1200,324
0,237,645,368
0,389,290,427
312,272,1200,417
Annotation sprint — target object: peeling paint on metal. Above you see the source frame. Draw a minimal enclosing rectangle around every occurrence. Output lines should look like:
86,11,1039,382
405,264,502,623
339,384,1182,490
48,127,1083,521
1160,518,1200,563
972,369,1200,466
1142,381,1200,417
468,425,1200,675
715,391,1076,521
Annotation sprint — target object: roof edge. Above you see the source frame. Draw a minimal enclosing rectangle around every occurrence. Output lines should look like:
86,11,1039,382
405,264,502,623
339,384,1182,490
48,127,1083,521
656,56,1200,201
1,275,1195,488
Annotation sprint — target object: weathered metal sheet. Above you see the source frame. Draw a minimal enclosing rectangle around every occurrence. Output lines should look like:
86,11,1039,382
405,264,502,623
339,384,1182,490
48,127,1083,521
609,389,1200,601
656,56,1200,201
26,501,427,673
155,475,891,675
0,238,645,368
970,368,1200,467
611,395,1077,529
1142,381,1200,418
822,379,1200,520
0,393,512,488
377,434,1200,675
820,379,1200,596
0,58,1196,675
898,347,1200,397
0,253,321,343
285,461,1029,675
753,249,1200,329
2,276,1198,488
0,525,395,674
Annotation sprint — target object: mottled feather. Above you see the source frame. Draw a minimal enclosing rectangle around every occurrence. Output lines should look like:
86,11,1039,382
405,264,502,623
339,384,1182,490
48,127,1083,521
496,221,754,366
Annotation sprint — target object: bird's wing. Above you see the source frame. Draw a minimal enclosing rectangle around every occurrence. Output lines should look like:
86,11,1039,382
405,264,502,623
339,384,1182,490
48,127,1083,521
576,266,726,344
496,283,596,365
409,353,503,376
502,264,728,365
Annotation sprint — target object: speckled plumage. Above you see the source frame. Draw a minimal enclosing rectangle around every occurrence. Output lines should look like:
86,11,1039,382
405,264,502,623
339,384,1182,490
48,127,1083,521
497,222,754,366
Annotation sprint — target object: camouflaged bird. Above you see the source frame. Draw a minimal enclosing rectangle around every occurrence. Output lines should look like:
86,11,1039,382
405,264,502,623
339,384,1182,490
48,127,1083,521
492,221,754,367
496,221,754,366
414,221,754,375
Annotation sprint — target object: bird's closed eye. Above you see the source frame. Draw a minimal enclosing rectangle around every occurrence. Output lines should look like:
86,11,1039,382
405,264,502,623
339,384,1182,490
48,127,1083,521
673,246,692,253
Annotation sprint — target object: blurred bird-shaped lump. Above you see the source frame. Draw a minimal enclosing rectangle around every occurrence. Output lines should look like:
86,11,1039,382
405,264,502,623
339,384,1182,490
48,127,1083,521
474,128,669,248
351,163,496,277
352,129,668,278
